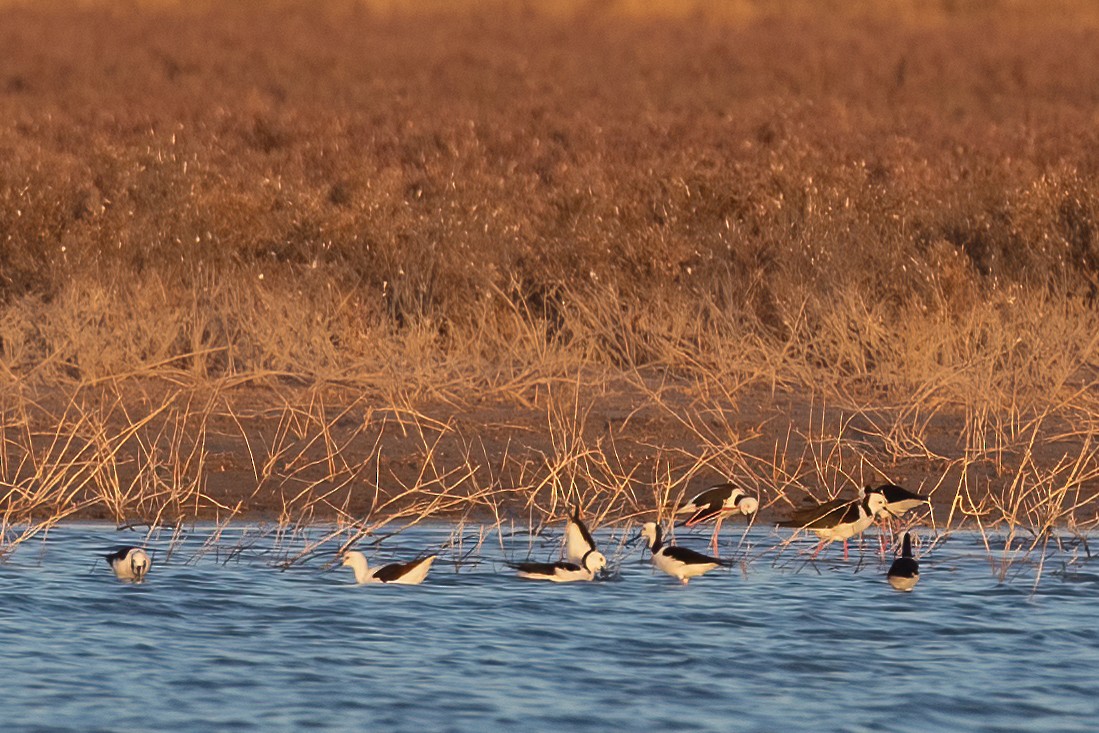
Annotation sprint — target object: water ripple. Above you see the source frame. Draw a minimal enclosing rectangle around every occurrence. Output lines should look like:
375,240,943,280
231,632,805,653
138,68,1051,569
1,524,1098,731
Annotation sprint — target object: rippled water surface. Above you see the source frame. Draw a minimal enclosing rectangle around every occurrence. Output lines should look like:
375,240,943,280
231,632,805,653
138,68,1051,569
2,524,1097,732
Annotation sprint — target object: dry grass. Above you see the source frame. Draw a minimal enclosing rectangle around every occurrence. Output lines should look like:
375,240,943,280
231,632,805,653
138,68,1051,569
2,0,1099,553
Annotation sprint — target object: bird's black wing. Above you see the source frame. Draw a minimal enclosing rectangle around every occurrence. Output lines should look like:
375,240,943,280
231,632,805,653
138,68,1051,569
663,545,727,566
873,483,927,503
682,500,724,526
887,557,919,578
777,498,854,528
374,558,428,583
684,482,736,507
104,546,136,563
510,561,581,574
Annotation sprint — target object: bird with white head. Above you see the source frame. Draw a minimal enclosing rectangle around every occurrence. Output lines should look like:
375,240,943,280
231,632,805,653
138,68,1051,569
674,483,759,554
339,551,437,585
105,547,151,583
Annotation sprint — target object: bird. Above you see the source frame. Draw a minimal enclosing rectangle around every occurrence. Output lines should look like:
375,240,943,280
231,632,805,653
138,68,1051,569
638,522,731,584
777,489,889,560
674,483,759,553
867,483,929,519
564,505,599,566
339,551,437,585
887,532,920,591
105,546,151,582
510,548,607,583
865,483,930,547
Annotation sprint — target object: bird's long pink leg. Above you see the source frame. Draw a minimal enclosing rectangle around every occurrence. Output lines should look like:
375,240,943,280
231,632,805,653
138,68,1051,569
711,515,724,555
843,539,849,561
810,540,824,559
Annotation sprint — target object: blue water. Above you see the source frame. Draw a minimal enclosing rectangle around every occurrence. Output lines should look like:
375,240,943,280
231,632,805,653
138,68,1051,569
0,524,1096,732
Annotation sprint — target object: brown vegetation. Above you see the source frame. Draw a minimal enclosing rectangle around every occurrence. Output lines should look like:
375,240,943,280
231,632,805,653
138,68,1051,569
2,0,1099,550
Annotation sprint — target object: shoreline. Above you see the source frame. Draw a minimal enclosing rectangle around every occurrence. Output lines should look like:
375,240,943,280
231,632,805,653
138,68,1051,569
3,377,1096,532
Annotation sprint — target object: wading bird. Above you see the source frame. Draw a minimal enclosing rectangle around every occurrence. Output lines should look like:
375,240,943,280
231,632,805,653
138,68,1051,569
339,551,437,585
638,522,731,584
674,483,759,554
869,483,930,518
865,483,930,550
777,489,889,560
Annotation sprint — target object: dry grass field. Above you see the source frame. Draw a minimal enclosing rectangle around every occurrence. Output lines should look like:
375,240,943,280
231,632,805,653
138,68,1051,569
2,0,1099,549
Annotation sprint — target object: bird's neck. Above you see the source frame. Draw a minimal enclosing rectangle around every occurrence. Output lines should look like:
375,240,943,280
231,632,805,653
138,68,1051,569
350,557,371,583
650,525,664,553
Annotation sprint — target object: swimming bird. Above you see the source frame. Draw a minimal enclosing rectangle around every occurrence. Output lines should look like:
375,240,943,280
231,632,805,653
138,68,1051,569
340,551,437,585
638,522,731,584
887,532,920,591
511,548,608,583
564,505,599,566
105,546,151,582
777,489,889,560
675,483,759,554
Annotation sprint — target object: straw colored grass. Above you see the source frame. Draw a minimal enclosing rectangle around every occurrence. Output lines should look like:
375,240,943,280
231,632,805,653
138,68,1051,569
3,0,1099,556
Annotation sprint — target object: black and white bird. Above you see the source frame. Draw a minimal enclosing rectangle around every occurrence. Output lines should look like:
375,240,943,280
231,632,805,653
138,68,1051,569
105,546,151,582
638,522,731,584
866,483,929,519
564,505,599,566
511,548,607,583
777,489,889,560
674,483,759,553
865,483,930,548
340,551,437,585
887,532,920,591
